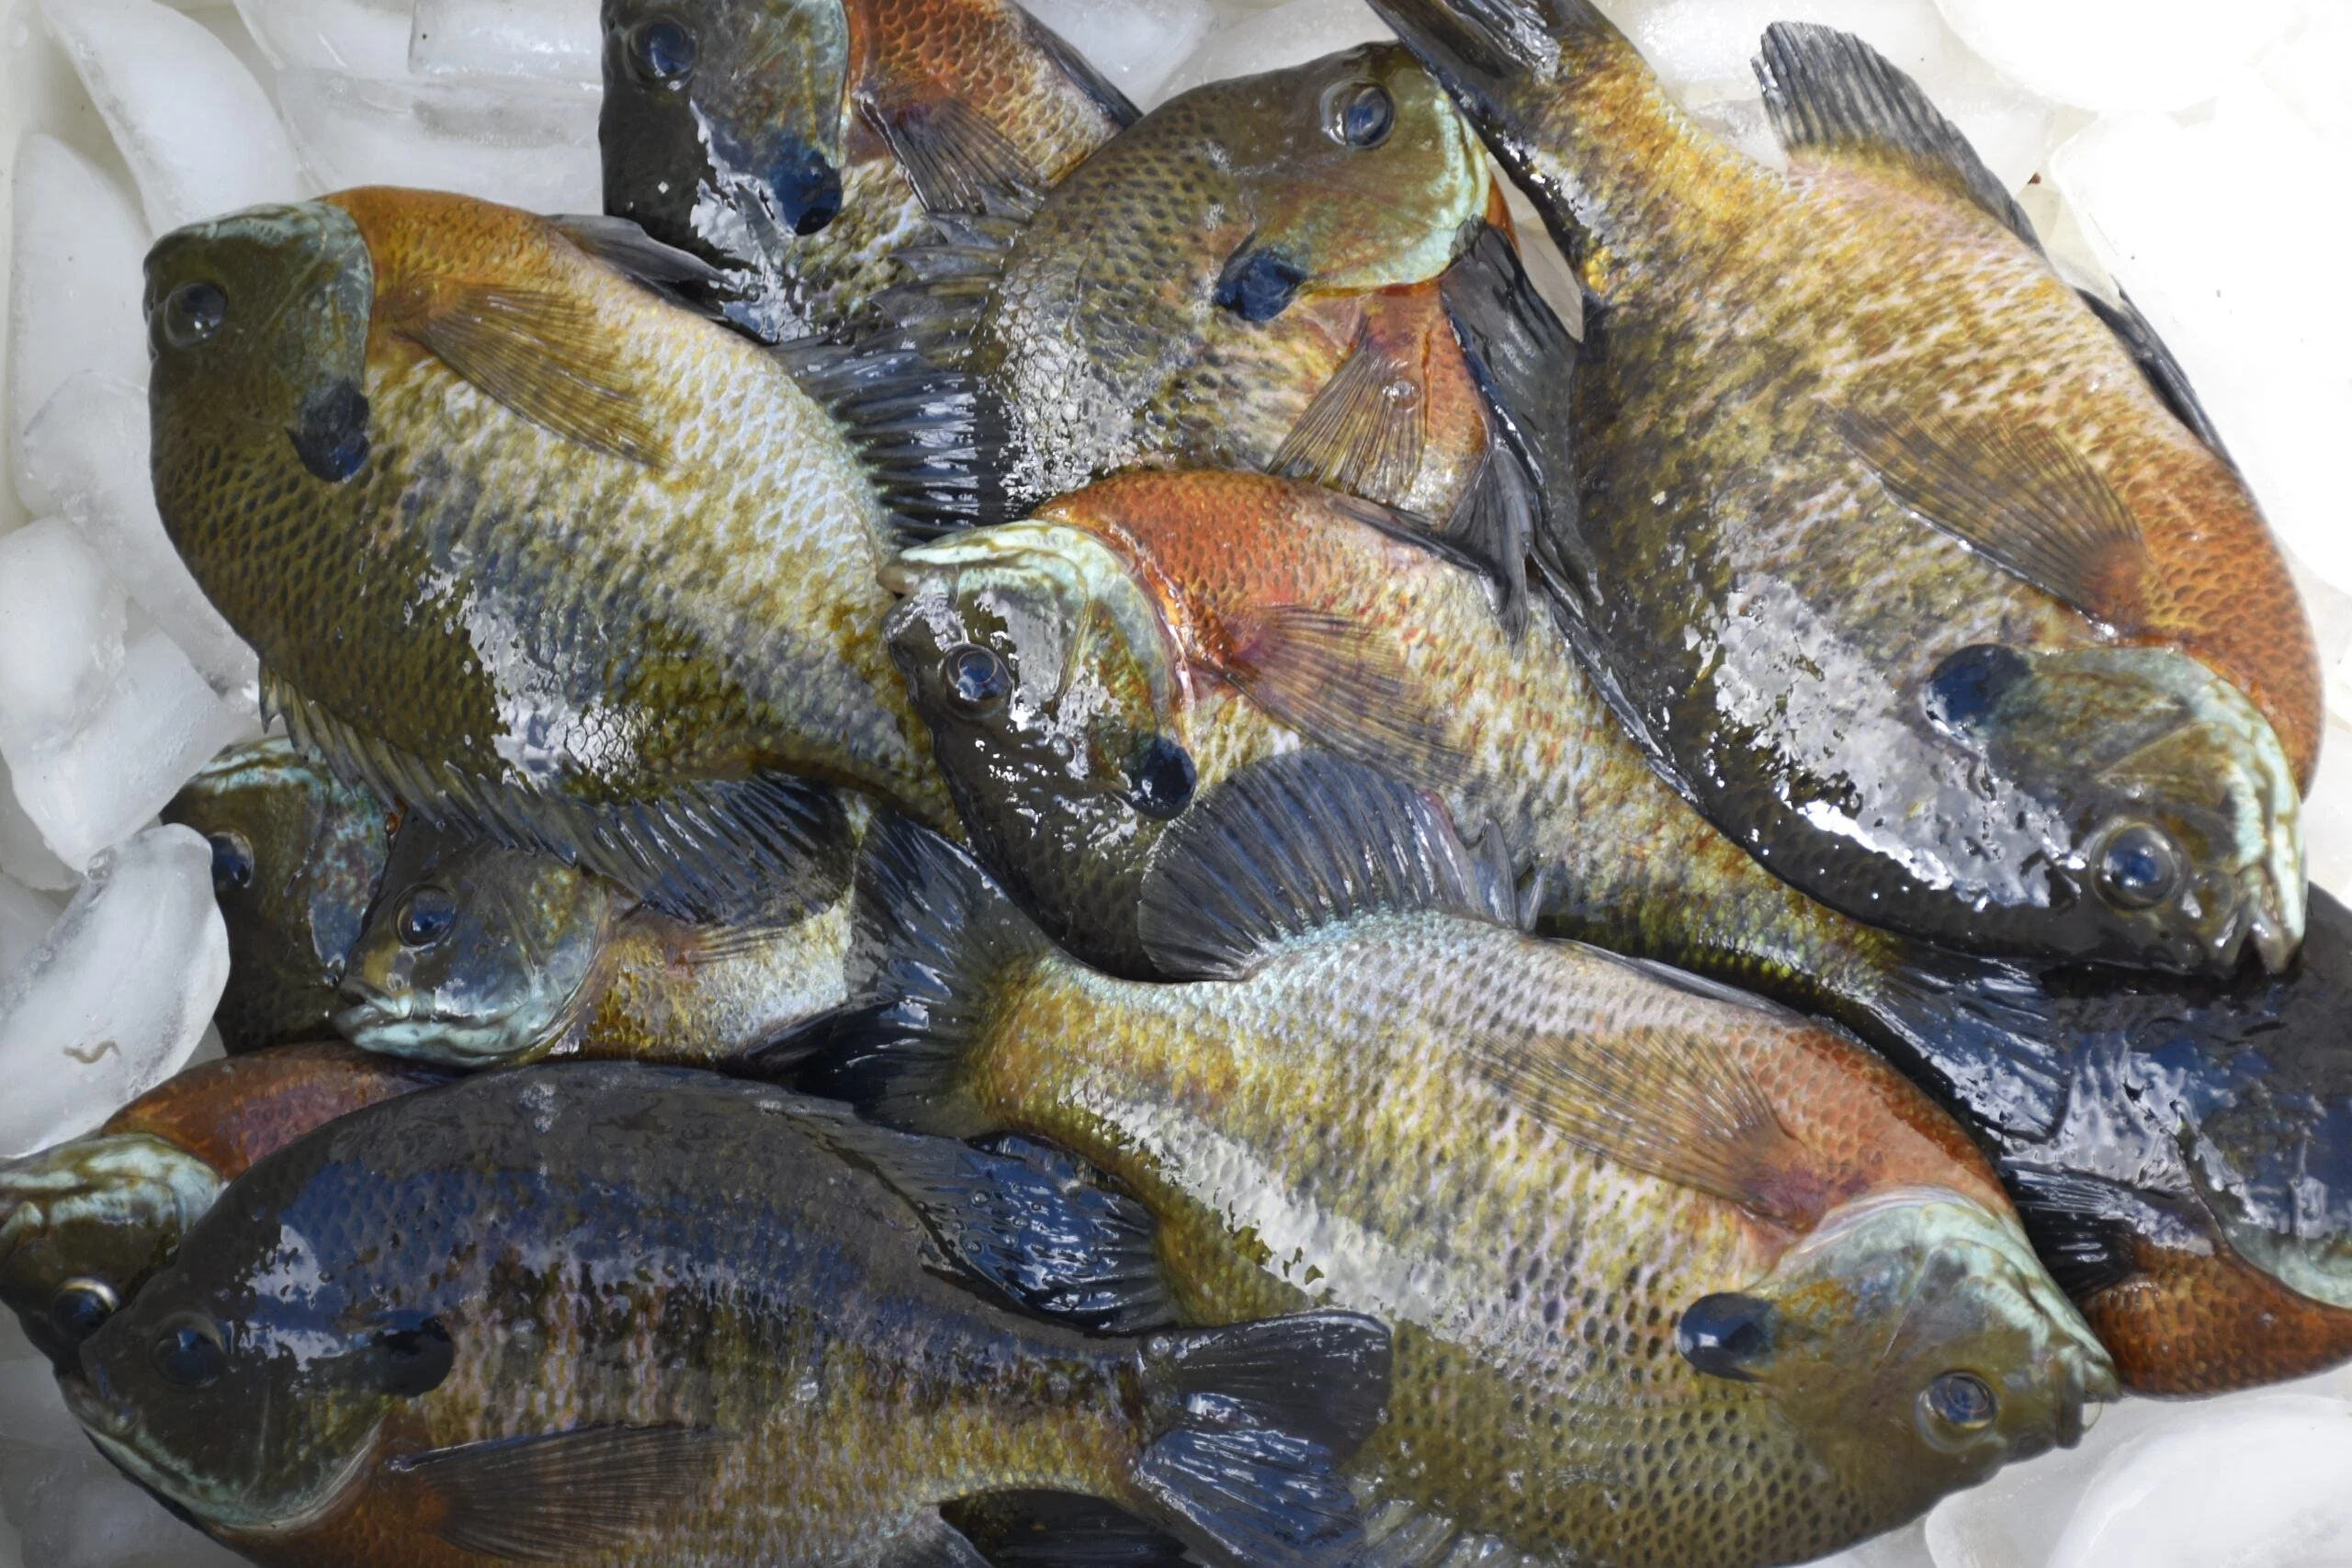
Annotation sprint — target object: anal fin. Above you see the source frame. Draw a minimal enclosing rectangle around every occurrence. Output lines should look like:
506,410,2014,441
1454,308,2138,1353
388,1424,724,1561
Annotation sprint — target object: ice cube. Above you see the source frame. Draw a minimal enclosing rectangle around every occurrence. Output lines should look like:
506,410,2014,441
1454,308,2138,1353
1157,0,1392,101
0,824,229,1157
408,0,601,84
20,375,259,700
231,0,413,74
0,1376,247,1566
1933,0,2299,113
0,760,75,894
4,628,259,872
38,0,307,232
276,68,603,211
2256,5,2352,140
0,876,60,987
2308,716,2352,899
1602,0,1951,88
2047,1394,2352,1566
1925,1393,2180,1566
0,521,129,746
6,137,151,519
1023,0,1215,108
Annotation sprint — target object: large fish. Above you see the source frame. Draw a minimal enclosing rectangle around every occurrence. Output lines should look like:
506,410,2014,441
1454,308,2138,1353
62,1065,1390,1568
144,187,1001,924
774,762,2112,1568
1368,0,2316,973
0,1043,447,1369
882,470,2352,1395
334,816,858,1069
600,0,1135,339
162,739,394,1053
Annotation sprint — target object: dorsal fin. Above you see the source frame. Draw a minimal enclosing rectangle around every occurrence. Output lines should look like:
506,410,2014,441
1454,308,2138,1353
776,332,1017,537
2078,288,2233,459
1136,751,1507,981
547,214,723,307
1754,22,2038,250
1018,10,1142,131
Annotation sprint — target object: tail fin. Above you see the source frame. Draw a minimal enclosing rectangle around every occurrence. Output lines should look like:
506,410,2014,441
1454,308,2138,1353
1134,1311,1393,1568
757,816,1055,1136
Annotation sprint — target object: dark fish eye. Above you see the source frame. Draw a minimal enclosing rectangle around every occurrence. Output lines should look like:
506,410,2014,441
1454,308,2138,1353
49,1277,121,1346
1675,1292,1773,1382
2096,823,2182,911
1126,736,1196,821
1922,1371,1996,1430
628,14,696,84
397,885,458,948
943,644,1010,712
373,1313,455,1399
1327,82,1396,149
160,281,228,349
152,1313,227,1388
207,829,255,895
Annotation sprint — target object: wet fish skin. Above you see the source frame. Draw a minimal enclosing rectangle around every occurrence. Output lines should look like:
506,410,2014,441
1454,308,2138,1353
885,470,2352,1394
1369,0,2313,975
785,790,2111,1568
0,1043,444,1369
600,0,1133,340
145,187,967,919
62,1066,1388,1568
162,738,394,1054
334,815,857,1069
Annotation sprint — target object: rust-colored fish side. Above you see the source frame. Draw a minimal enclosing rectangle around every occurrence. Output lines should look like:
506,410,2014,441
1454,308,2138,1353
101,1043,448,1182
2084,1236,2352,1397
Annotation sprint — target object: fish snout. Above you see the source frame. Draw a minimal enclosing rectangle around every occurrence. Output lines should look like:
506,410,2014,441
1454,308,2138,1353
61,1361,138,1441
331,970,409,1039
765,140,842,237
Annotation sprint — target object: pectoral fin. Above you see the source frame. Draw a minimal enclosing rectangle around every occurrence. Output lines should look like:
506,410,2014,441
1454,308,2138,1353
1839,403,2151,632
1273,318,1430,508
389,1424,724,1561
1217,604,1463,784
866,93,1039,217
392,279,667,468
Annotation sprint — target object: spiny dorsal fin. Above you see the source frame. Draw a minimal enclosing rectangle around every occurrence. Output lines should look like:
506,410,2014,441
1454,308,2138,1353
777,333,1017,537
1755,22,2038,251
1838,402,2151,632
2078,288,2233,459
875,197,1040,367
1136,751,1498,981
390,1424,725,1560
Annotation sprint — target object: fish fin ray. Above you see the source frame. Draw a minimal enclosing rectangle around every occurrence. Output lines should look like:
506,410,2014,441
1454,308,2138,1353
1018,13,1142,130
778,334,1017,535
943,1492,1190,1568
390,1424,724,1561
2003,1166,2152,1298
876,1511,998,1568
396,280,667,468
1439,442,1536,636
1838,402,2150,630
1755,22,2036,249
1136,752,1495,980
1864,946,2069,1137
1217,604,1464,784
876,201,1037,367
546,213,724,310
1273,319,1430,508
866,92,1043,218
2077,288,2233,459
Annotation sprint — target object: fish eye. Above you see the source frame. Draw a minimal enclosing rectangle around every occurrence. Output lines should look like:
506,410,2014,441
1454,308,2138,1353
48,1277,121,1347
373,1314,455,1399
943,644,1011,712
1921,1371,1996,1431
152,1313,227,1389
159,281,228,350
1675,1292,1774,1382
2095,823,2182,911
397,886,458,948
1126,736,1197,821
207,829,254,895
628,14,696,84
1325,81,1396,149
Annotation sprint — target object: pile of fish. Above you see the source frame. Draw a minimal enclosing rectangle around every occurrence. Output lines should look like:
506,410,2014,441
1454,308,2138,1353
3,0,2348,1565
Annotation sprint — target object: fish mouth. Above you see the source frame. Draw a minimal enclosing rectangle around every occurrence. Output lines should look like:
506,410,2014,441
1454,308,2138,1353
332,987,527,1067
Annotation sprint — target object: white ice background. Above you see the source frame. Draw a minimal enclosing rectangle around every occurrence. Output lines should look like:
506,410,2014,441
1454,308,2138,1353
0,0,2348,1563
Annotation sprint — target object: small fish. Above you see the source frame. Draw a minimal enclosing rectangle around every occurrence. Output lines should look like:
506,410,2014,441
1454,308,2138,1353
334,814,858,1069
0,1043,445,1369
600,0,1135,340
883,470,2352,1395
161,738,394,1053
62,1065,1390,1568
1370,0,2315,972
773,762,2112,1568
145,187,1001,924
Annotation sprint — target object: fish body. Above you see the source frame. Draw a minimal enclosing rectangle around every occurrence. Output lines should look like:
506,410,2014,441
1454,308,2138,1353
334,815,858,1069
144,187,989,921
63,1066,1389,1568
162,738,394,1053
786,783,2111,1568
884,470,2352,1394
601,0,1134,339
0,1043,444,1368
1367,0,2314,973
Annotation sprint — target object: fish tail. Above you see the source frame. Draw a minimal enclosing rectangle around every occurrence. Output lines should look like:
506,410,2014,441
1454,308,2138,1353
1129,1311,1394,1568
1367,0,1624,105
752,815,1053,1137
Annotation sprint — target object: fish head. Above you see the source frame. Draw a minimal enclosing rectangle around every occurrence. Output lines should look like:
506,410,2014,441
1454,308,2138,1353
1,1134,222,1371
1688,1187,2115,1523
144,201,376,493
883,524,1193,974
1924,641,2305,973
163,740,391,1053
334,823,623,1067
600,0,851,269
1190,43,1490,322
